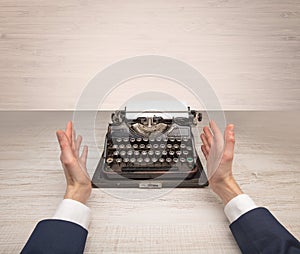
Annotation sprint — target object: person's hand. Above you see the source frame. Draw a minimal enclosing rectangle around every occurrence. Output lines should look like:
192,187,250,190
200,120,242,205
56,121,92,205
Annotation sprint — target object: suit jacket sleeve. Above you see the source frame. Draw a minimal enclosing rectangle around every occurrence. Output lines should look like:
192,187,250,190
230,207,300,254
21,219,88,254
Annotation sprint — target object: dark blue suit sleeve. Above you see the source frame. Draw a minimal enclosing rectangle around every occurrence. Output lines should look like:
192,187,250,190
21,219,88,254
230,207,300,254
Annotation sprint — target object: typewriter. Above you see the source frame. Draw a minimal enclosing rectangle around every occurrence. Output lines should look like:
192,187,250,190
92,107,208,188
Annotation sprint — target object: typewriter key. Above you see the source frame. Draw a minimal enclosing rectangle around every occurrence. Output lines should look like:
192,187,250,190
149,137,155,142
123,138,129,142
134,150,140,156
187,157,193,163
162,150,168,155
166,158,172,163
173,158,179,163
116,138,122,143
180,144,186,149
180,158,186,163
130,137,135,142
140,144,145,149
113,151,119,156
160,144,166,149
151,157,158,163
176,151,182,156
183,150,189,155
163,137,168,142
148,150,154,156
137,157,143,163
144,157,150,163
143,137,149,142
136,137,142,142
169,151,175,156
120,150,126,156
106,157,113,164
146,144,152,149
133,144,138,149
123,158,129,163
116,158,122,163
173,144,179,149
155,150,161,156
142,151,147,156
186,146,192,151
159,158,165,163
119,144,125,149
156,137,162,142
130,158,136,163
176,138,182,142
153,144,159,149
169,138,175,142
167,144,172,149
112,144,118,149
126,144,132,148
183,137,188,142
127,150,133,156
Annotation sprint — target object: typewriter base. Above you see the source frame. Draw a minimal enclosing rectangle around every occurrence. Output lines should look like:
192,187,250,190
92,154,209,188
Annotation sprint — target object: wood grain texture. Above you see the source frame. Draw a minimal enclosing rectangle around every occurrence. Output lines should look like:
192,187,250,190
0,0,299,110
0,111,299,253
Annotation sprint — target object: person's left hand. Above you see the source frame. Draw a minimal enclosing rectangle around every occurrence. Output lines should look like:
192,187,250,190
56,121,92,205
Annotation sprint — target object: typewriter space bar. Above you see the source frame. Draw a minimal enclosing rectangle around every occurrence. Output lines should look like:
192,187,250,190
122,167,178,172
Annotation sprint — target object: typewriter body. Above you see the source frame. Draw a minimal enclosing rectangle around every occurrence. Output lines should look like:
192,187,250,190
92,107,208,188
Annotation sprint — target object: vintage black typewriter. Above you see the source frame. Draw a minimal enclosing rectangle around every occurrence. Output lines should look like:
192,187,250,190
92,107,208,188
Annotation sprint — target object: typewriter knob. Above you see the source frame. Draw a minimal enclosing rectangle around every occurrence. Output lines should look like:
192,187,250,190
197,113,202,122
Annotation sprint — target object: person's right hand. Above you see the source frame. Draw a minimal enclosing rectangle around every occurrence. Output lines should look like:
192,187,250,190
200,120,243,205
56,121,92,205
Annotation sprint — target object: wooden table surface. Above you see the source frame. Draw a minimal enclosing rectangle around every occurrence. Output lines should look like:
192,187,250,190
0,111,299,253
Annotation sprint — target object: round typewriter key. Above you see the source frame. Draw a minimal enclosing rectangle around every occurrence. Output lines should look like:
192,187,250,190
134,150,140,156
123,137,129,142
148,150,154,156
187,157,193,163
144,157,150,163
183,150,189,155
142,150,147,156
143,137,149,142
126,144,132,149
176,138,181,142
137,157,143,163
163,137,168,142
106,157,113,164
130,137,135,142
162,150,168,155
119,144,125,149
155,150,161,156
113,151,119,156
183,137,188,142
151,157,158,163
149,137,155,142
153,144,159,149
176,151,182,156
156,137,162,142
133,144,138,149
123,158,129,163
180,158,186,163
186,146,192,151
173,144,179,149
127,150,133,156
167,144,172,149
136,137,142,142
140,144,145,149
180,144,186,149
116,158,122,163
166,158,172,163
130,158,136,163
146,144,152,149
120,150,126,156
116,138,122,143
159,158,165,163
169,151,175,156
169,137,175,142
160,144,166,149
112,144,118,149
173,158,179,163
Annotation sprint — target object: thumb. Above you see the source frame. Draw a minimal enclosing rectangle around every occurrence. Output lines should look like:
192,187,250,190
223,124,235,158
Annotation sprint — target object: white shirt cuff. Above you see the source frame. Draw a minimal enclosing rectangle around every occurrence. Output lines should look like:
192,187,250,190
52,199,91,230
224,194,257,224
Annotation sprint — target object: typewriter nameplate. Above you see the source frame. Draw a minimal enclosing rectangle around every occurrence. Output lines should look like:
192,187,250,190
139,182,162,189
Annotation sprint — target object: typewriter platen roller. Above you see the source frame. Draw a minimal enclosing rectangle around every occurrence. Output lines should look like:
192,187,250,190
92,107,208,188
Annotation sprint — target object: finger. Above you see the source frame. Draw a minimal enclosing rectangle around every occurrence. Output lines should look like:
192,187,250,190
209,120,223,140
223,124,235,160
75,135,82,157
200,133,210,153
201,145,208,160
56,130,74,159
203,126,213,146
65,121,72,145
71,128,76,151
80,145,88,166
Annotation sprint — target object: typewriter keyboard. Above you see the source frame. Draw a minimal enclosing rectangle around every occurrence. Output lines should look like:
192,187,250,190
104,135,198,178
